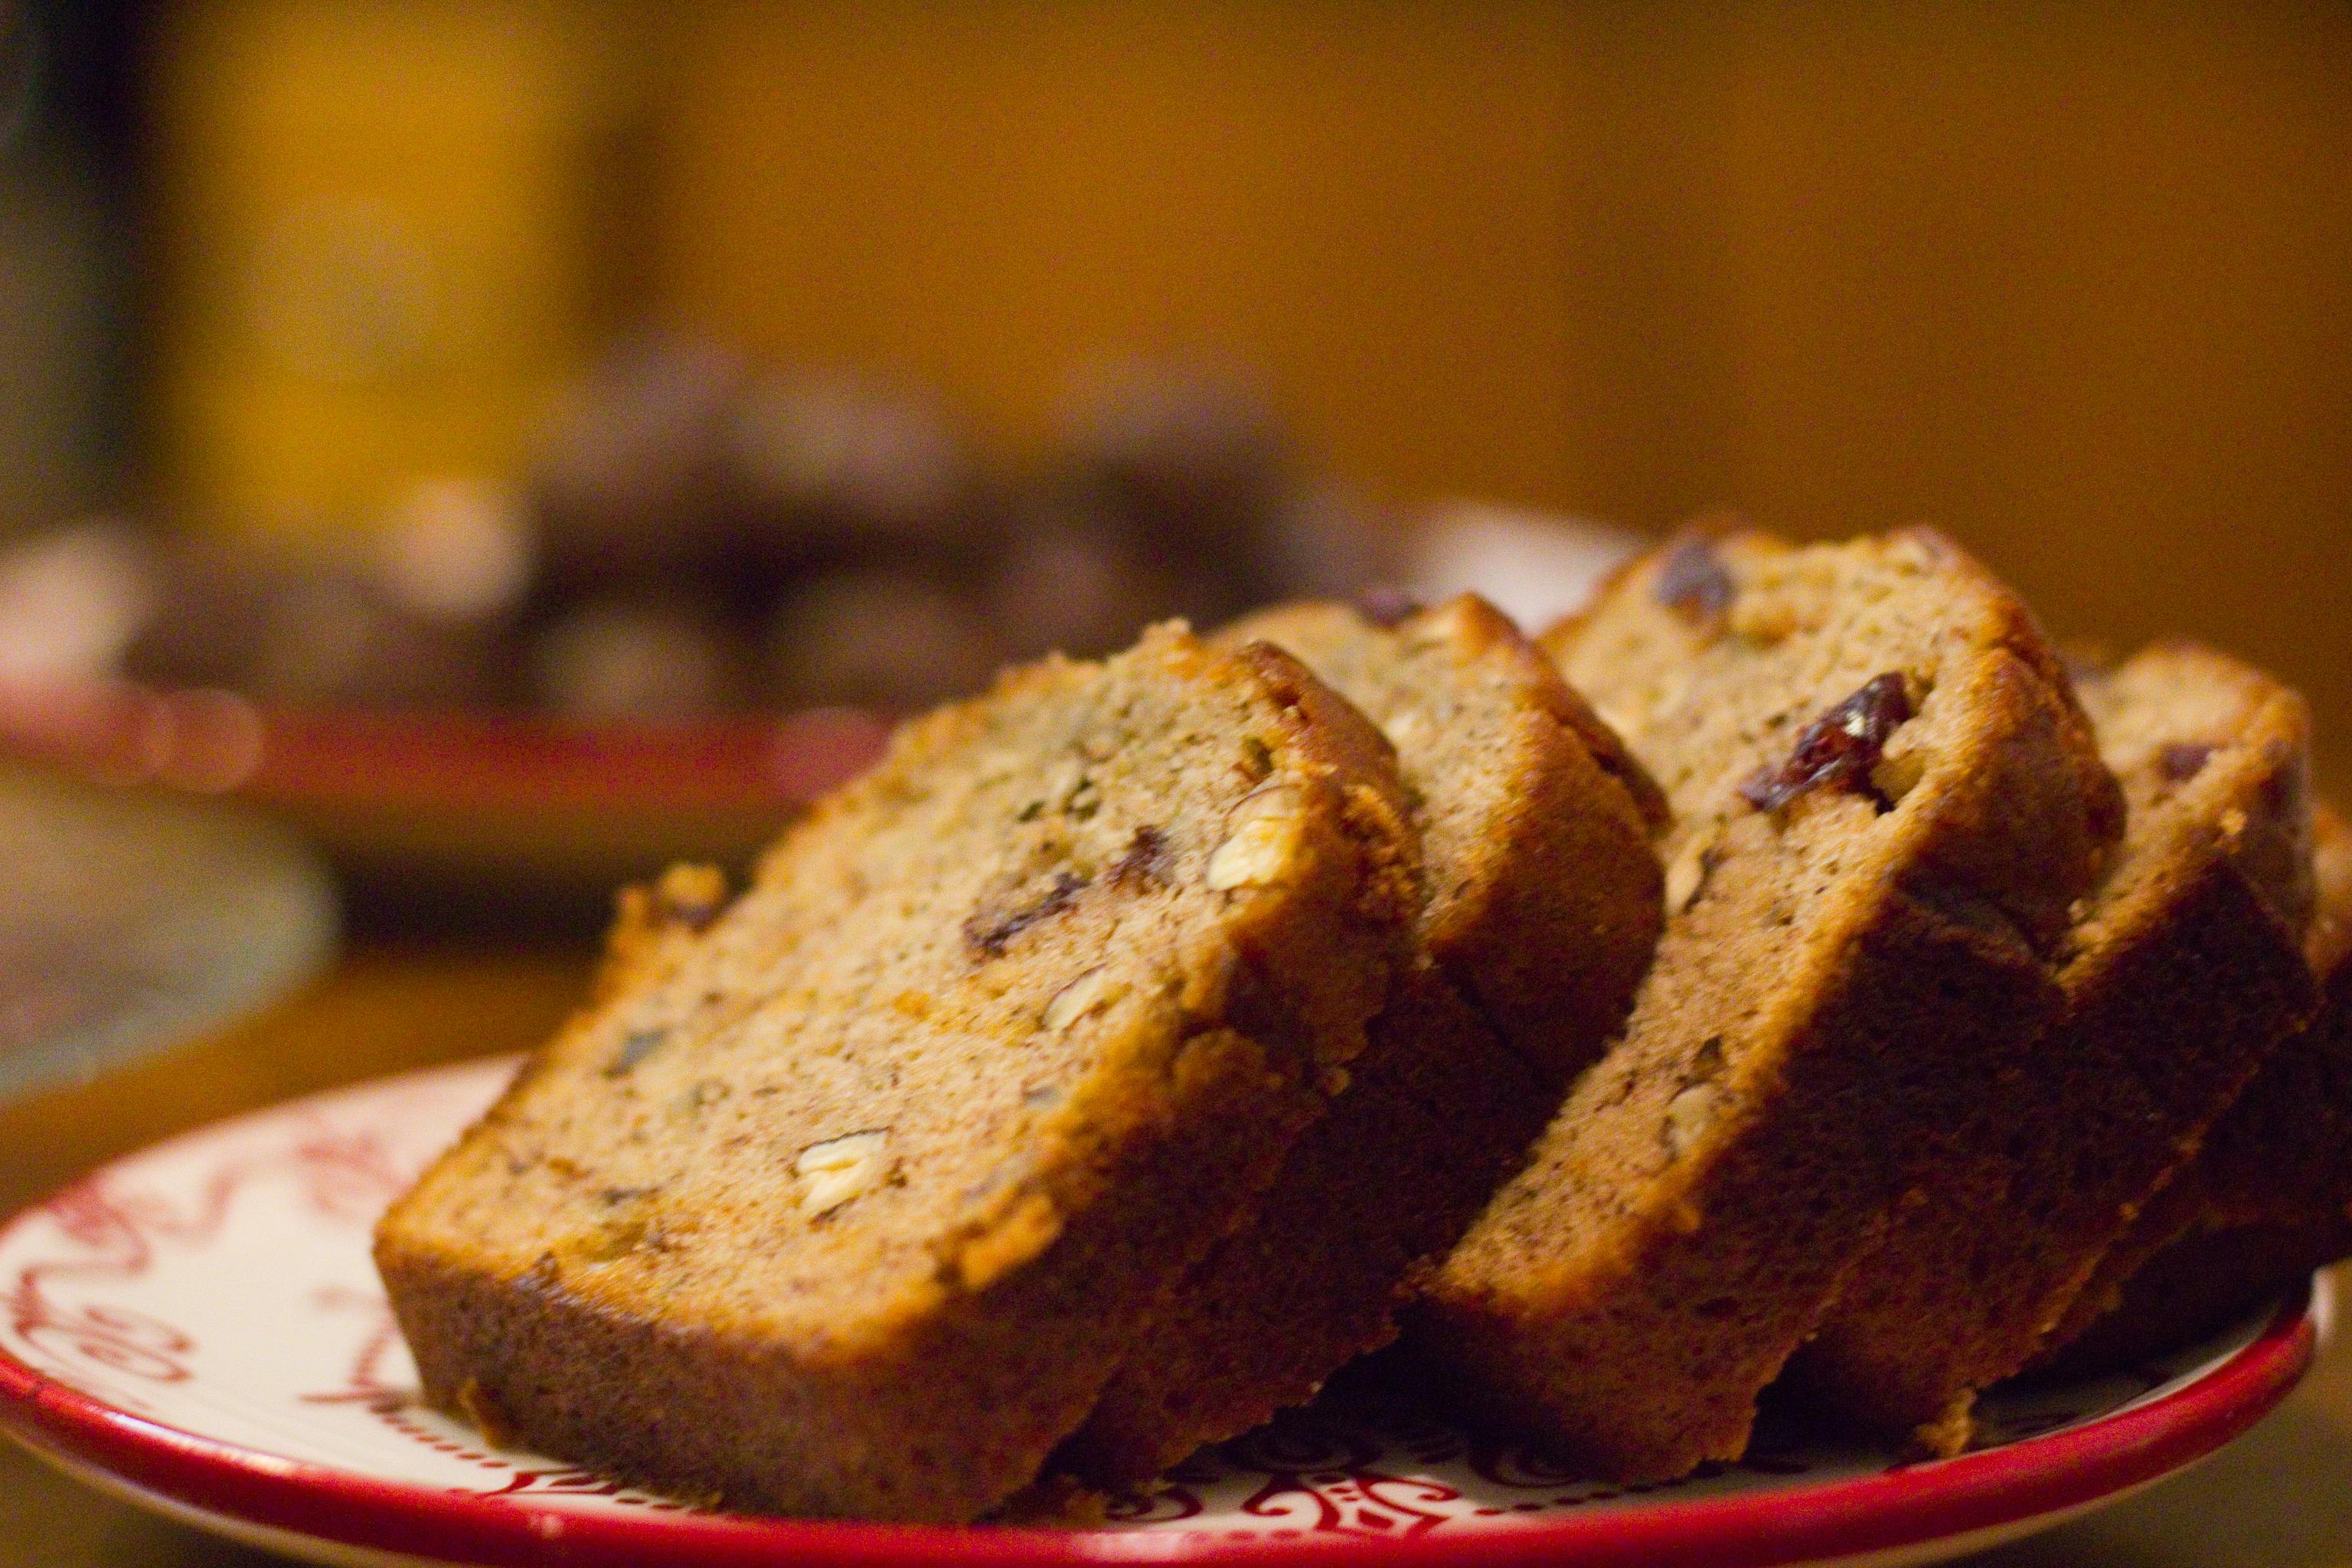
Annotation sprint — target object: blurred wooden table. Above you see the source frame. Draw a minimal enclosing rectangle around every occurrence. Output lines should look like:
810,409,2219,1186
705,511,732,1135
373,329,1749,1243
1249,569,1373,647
0,943,2345,1567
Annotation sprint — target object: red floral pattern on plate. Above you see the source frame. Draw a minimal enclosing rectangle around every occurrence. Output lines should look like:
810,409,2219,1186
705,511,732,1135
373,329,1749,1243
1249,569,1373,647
0,1057,2320,1568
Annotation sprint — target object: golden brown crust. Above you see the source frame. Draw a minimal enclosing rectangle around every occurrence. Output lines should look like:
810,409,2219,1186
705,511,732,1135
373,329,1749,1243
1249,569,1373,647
382,1025,1324,1521
1794,643,2319,1449
1059,969,1551,1486
1223,596,1666,1077
1056,595,1664,1487
2193,802,2352,1220
1394,596,1664,1075
1210,638,1422,1067
598,864,731,1001
1417,878,2062,1478
374,622,1419,1521
2038,803,2352,1365
2034,1214,2352,1379
1415,526,2122,1481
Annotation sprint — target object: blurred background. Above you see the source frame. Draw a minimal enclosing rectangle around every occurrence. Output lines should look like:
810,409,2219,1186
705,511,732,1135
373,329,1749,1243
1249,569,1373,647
3,8,2352,1560
0,0,2345,1044
0,0,2344,723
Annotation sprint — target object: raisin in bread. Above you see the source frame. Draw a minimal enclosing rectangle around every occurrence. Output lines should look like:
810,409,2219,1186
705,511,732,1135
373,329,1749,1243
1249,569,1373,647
1057,595,1665,1485
1408,525,2123,1482
374,622,1419,1522
2037,801,2352,1372
1792,642,2318,1450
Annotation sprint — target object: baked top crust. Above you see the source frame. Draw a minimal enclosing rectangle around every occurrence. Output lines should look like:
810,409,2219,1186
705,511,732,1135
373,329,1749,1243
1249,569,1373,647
1798,640,2318,1449
1057,594,1664,1485
374,621,1419,1521
1415,525,2122,1481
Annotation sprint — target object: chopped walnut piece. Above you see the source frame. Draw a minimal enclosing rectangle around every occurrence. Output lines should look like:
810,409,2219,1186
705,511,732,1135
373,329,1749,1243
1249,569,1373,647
1041,965,1123,1031
1663,832,1720,915
1205,786,1305,890
1664,1083,1720,1158
795,1130,890,1216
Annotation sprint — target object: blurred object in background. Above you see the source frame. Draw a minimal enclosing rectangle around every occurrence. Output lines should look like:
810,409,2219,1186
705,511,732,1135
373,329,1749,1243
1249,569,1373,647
650,2,2352,786
151,0,638,544
1404,502,1642,633
0,759,335,1099
0,2,122,535
532,595,742,720
0,521,154,683
0,345,1395,720
531,331,750,606
0,0,2347,916
768,571,998,713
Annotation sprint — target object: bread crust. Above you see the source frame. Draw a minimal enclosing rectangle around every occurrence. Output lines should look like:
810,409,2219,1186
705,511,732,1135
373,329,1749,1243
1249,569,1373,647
1411,527,2122,1481
2037,802,2352,1369
1056,596,1664,1487
2034,1213,2351,1377
1419,874,2063,1477
1060,969,1553,1486
1794,643,2318,1450
374,622,1418,1521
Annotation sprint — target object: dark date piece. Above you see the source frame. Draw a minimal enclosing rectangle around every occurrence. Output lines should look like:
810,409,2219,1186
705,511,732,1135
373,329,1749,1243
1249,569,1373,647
1355,585,1423,629
1654,534,1736,625
965,871,1091,959
2158,741,2216,783
1109,825,1172,889
1740,673,1914,814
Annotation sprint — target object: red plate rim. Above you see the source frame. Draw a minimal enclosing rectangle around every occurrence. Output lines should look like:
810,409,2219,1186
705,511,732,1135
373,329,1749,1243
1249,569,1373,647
0,675,892,813
0,1062,2321,1568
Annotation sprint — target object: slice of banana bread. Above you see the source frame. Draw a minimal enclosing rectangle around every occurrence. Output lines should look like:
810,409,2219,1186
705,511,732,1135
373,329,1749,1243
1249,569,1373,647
1793,642,2318,1450
1409,524,2123,1483
374,622,1420,1523
2192,801,2352,1227
2037,802,2352,1371
1219,595,1668,1080
1057,595,1665,1486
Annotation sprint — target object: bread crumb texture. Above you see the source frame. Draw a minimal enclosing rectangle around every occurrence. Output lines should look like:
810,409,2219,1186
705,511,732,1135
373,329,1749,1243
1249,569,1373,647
1414,525,2122,1482
374,621,1418,1521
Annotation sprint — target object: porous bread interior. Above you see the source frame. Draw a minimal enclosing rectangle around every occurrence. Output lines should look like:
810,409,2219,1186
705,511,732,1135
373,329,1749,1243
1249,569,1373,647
1059,593,1661,1483
1224,599,1524,952
2071,643,2316,950
1459,529,2074,1296
1795,638,2315,1441
1219,594,1663,1089
2037,805,2352,1373
388,623,1383,1357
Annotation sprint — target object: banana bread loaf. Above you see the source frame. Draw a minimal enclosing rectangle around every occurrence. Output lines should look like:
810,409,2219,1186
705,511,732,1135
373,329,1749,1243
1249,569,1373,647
1057,595,1664,1485
2038,801,2352,1371
1793,642,2318,1451
374,622,1419,1521
1409,524,2123,1482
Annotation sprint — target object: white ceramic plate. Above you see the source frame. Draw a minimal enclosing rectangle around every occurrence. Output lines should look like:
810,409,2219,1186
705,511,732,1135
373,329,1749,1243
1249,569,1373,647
0,1057,2321,1568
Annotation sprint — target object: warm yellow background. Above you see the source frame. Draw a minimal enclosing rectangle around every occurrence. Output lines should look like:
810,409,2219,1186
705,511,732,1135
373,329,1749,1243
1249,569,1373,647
152,0,619,532
158,2,2352,771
